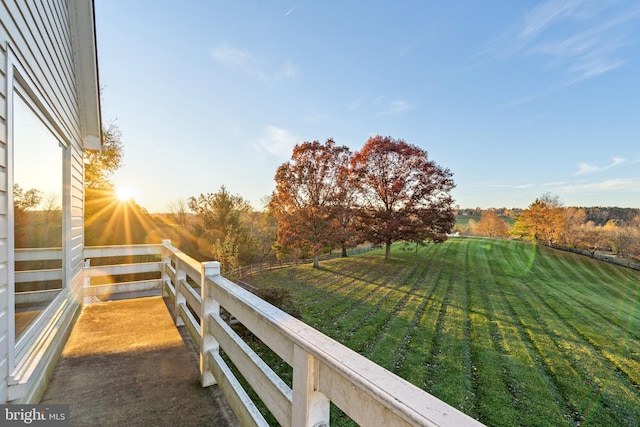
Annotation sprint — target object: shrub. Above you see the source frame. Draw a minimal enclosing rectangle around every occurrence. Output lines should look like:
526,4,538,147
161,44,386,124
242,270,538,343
255,286,301,319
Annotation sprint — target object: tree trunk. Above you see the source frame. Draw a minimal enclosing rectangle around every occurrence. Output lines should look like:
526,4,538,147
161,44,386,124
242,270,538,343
313,252,320,268
341,242,348,257
385,242,391,261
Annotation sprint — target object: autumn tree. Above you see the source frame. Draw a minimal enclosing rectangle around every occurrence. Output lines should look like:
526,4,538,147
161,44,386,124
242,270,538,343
329,146,360,257
14,184,43,247
473,210,509,237
577,221,610,257
84,122,123,190
270,139,351,268
84,122,122,245
351,135,455,261
84,122,152,245
610,215,640,263
512,193,565,245
243,208,278,264
463,218,477,235
560,207,587,247
188,186,253,268
166,198,191,228
13,184,42,221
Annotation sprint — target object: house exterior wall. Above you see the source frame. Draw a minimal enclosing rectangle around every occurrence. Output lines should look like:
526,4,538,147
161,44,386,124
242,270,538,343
0,0,100,402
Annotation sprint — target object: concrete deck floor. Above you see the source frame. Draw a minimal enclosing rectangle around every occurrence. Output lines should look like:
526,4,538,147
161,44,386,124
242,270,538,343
40,296,240,427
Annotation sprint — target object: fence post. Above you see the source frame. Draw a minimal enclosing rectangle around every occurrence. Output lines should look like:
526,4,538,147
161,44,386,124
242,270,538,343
292,344,330,427
200,261,221,387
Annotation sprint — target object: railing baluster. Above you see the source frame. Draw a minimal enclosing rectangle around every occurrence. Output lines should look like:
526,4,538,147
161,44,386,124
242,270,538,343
174,265,186,327
292,344,330,427
161,240,172,298
200,261,221,387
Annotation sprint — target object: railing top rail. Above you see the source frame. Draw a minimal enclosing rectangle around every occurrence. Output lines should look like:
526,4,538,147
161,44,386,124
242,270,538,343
84,244,164,258
15,248,63,261
15,247,63,252
161,243,201,274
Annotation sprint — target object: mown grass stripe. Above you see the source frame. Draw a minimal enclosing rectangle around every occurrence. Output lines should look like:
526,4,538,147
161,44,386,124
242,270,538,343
538,249,640,344
499,289,582,424
461,239,478,420
496,264,625,426
391,245,447,374
542,254,640,366
425,239,476,412
348,246,446,357
330,260,414,343
422,242,459,395
367,248,434,371
475,240,535,426
506,260,640,424
395,242,456,388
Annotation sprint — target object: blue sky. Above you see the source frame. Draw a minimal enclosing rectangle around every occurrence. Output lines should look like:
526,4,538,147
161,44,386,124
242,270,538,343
95,0,640,212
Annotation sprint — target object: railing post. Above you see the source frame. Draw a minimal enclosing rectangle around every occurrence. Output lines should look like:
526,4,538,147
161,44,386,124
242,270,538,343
200,261,221,387
161,240,172,297
82,259,91,304
292,344,330,427
174,264,186,327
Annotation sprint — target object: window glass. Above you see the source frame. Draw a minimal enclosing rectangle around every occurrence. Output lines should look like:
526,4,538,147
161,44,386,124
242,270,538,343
13,93,64,338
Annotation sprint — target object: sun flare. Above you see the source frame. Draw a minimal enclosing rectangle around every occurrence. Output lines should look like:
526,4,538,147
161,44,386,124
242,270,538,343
116,187,135,201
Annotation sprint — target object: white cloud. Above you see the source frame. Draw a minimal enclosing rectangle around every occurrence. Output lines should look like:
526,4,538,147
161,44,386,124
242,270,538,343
478,0,640,104
574,157,626,175
276,61,300,80
255,125,299,158
378,100,412,116
492,183,535,189
211,44,254,68
211,44,300,82
398,41,417,57
372,96,412,116
542,181,571,187
575,163,601,175
349,94,413,116
561,178,640,192
519,0,586,41
348,95,367,111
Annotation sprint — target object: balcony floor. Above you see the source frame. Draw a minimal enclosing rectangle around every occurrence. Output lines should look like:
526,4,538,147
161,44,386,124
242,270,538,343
40,296,239,426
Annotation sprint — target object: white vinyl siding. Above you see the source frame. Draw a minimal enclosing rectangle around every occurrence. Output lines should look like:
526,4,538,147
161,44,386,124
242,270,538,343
0,34,10,404
0,0,100,402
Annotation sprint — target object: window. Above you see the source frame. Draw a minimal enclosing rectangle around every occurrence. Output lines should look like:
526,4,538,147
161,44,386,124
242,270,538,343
12,92,64,339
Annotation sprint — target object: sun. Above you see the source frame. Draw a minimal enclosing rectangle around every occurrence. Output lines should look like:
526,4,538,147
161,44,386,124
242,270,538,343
116,187,135,201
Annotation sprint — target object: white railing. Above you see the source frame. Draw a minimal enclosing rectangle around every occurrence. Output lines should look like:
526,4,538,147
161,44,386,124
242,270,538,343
15,248,63,304
159,240,484,427
15,242,485,425
83,244,164,299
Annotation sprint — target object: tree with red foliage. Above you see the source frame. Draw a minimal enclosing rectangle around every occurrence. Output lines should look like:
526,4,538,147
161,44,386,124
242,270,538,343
270,139,351,268
351,135,455,261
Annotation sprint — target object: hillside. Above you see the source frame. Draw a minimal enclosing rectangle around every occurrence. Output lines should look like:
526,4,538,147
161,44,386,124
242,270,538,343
248,237,640,426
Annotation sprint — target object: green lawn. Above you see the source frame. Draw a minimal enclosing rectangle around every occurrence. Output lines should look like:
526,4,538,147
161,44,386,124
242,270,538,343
245,238,640,426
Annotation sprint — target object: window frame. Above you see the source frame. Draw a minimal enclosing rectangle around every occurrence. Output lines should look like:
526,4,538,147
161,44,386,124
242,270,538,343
6,49,71,374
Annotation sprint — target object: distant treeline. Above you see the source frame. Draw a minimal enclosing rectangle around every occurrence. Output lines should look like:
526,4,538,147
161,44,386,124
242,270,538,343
457,206,639,225
580,207,640,225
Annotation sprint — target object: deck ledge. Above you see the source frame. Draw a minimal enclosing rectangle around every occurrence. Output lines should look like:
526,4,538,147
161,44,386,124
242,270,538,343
8,293,80,402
